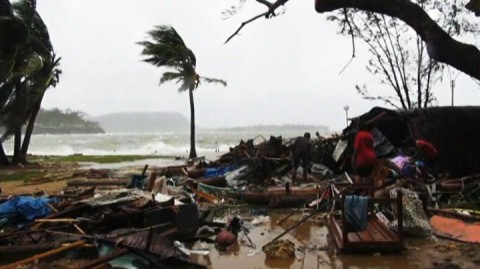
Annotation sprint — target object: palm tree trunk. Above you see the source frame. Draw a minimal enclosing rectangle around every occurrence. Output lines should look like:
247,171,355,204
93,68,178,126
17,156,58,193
0,142,10,166
188,87,197,159
12,78,25,164
20,96,43,161
12,128,22,164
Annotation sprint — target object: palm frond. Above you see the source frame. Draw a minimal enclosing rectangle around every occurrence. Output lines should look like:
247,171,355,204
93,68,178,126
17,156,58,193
0,80,15,109
178,81,191,92
12,0,35,27
137,25,196,71
159,71,183,85
200,76,227,87
178,74,197,92
0,0,14,16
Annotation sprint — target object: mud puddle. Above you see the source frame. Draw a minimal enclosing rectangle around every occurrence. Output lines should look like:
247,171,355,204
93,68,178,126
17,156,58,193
192,212,474,269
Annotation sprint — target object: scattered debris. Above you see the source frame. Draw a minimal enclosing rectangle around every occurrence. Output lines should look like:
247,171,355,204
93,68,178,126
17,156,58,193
262,239,296,259
2,106,480,267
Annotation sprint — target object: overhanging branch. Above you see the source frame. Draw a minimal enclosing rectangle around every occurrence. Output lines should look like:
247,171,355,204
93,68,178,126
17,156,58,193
315,0,480,80
225,0,290,43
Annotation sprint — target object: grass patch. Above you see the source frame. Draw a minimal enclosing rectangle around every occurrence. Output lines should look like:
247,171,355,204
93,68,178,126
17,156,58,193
47,155,175,164
0,170,47,182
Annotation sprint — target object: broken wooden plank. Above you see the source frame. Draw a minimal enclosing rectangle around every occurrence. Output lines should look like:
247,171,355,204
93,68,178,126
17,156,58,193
0,240,85,269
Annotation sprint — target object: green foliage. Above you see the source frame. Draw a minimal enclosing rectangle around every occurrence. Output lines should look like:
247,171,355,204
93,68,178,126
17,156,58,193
0,169,46,182
0,0,61,138
137,25,226,92
35,108,105,134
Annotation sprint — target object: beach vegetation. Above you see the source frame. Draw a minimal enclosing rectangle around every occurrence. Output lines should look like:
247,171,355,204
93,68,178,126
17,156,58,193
35,108,105,134
0,169,46,182
137,25,227,159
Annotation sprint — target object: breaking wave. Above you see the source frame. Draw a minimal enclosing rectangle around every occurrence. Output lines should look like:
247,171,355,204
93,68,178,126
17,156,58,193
2,130,319,158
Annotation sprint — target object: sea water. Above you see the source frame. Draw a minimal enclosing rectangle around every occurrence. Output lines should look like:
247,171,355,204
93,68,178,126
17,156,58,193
2,130,314,158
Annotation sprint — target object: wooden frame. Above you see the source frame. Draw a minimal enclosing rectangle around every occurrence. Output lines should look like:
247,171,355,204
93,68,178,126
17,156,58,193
328,190,404,253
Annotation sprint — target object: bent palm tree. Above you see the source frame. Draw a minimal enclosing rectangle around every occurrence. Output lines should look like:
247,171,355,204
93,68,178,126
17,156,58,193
138,25,226,158
0,0,61,165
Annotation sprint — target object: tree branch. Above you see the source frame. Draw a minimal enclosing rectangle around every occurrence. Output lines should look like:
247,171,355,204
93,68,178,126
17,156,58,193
225,0,290,43
315,0,480,81
338,8,356,74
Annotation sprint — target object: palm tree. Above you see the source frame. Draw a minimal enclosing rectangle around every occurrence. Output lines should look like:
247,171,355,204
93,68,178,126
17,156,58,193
138,25,226,159
20,52,62,161
0,0,61,164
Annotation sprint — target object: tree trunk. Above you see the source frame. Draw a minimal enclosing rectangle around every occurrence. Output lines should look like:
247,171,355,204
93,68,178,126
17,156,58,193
188,87,197,159
12,78,26,164
20,96,43,161
0,142,10,166
12,128,22,164
314,0,480,80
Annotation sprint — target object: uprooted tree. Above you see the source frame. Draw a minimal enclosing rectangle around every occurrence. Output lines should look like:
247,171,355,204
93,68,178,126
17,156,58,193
225,0,480,84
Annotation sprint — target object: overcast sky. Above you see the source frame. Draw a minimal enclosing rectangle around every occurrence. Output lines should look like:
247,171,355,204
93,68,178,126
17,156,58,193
36,0,480,131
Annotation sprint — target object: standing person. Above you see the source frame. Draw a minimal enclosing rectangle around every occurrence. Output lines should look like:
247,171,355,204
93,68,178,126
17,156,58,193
351,122,376,184
291,132,312,185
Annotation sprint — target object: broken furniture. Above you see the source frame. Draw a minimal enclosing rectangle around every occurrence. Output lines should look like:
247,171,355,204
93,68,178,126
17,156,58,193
328,188,404,253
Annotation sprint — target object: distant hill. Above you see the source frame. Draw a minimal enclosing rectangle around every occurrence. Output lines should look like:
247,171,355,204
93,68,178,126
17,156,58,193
211,124,329,133
91,112,190,133
35,108,105,134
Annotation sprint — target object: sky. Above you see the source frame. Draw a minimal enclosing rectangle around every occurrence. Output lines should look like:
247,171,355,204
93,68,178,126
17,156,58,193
36,0,480,132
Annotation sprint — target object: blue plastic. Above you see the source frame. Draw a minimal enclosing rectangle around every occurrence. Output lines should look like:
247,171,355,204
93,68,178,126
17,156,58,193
204,165,234,178
344,195,368,231
0,196,61,225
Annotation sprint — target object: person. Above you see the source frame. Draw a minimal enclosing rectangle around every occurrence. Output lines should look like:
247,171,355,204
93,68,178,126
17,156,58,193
291,132,312,185
415,139,439,180
351,122,376,184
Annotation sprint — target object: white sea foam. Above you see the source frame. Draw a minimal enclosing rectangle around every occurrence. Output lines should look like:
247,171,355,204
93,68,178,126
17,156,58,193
2,130,320,157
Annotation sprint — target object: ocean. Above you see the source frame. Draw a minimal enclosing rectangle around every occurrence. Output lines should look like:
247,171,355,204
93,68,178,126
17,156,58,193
2,130,322,159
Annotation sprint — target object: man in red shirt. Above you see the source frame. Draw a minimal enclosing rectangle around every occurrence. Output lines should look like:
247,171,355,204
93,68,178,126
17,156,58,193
352,123,376,184
415,139,439,180
415,139,439,162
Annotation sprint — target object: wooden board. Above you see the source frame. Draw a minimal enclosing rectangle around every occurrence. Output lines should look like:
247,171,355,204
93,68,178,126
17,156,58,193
430,215,480,243
328,215,404,253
